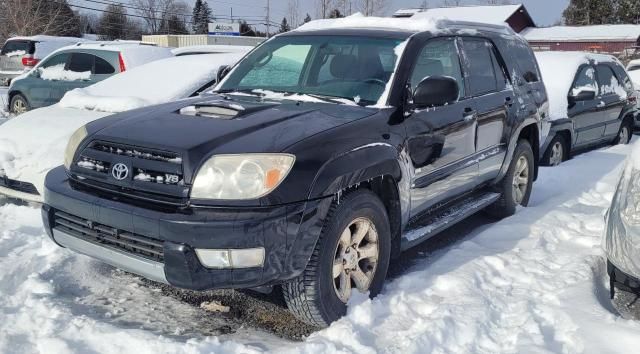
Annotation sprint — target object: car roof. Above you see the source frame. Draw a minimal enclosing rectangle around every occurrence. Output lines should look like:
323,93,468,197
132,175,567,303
5,35,85,43
172,45,254,56
46,42,174,69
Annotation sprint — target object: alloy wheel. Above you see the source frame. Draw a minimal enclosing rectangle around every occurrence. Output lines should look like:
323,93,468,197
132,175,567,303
12,98,27,114
619,126,630,145
549,142,563,166
332,217,379,303
512,156,529,205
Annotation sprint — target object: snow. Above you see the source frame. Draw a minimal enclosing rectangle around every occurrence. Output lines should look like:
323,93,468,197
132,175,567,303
39,64,90,81
394,4,525,26
522,25,640,42
4,50,26,57
296,12,440,33
535,51,621,119
171,45,253,56
60,53,243,113
0,137,639,352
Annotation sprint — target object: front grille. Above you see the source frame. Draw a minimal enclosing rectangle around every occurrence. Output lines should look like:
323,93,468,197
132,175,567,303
53,210,164,262
71,140,189,205
0,176,39,195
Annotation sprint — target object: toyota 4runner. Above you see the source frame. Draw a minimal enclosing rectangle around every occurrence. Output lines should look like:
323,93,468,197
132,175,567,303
42,18,547,327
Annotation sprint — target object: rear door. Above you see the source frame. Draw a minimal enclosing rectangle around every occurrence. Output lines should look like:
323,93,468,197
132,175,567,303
596,63,627,138
50,52,95,102
460,37,514,183
405,36,478,218
570,65,604,146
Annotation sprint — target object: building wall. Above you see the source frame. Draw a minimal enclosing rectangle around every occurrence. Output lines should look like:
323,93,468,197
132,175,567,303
528,41,637,57
142,35,264,48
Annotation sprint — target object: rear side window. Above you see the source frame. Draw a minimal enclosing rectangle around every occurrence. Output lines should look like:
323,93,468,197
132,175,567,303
68,53,94,73
461,38,500,96
596,64,622,96
571,66,598,96
94,56,115,74
409,37,465,97
512,41,539,83
1,40,34,56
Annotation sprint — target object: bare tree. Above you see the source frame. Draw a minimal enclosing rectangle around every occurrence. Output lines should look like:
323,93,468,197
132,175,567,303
443,0,463,6
316,0,334,19
358,0,388,16
132,0,189,34
288,0,301,28
0,0,81,42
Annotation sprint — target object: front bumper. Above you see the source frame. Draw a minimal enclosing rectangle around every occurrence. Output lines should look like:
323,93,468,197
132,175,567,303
42,166,331,290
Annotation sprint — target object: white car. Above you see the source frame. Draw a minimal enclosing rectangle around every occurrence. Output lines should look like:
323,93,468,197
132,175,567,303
0,52,245,202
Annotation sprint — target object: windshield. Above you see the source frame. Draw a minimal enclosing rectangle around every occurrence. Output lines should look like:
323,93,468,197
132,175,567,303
217,35,403,105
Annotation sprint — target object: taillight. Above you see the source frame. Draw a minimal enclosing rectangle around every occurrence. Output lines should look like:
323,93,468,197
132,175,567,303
629,94,637,104
21,56,39,67
118,53,126,72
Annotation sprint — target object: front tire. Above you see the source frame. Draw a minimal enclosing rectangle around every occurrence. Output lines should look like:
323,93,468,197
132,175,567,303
614,119,632,145
541,135,567,167
485,139,534,219
283,190,391,327
9,93,30,115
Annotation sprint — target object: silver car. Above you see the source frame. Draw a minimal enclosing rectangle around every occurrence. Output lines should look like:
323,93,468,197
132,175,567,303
0,35,83,86
605,144,640,297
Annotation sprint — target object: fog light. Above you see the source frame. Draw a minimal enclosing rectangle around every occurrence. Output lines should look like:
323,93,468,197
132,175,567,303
195,248,265,269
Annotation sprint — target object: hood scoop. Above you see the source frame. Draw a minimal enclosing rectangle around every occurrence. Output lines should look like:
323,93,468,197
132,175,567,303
180,104,241,119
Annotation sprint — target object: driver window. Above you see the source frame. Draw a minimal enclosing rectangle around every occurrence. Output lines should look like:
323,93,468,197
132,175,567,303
571,66,598,97
40,53,70,69
410,38,464,97
239,44,311,88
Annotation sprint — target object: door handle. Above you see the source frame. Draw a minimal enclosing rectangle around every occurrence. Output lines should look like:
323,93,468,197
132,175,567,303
463,108,477,122
597,101,606,108
505,96,513,108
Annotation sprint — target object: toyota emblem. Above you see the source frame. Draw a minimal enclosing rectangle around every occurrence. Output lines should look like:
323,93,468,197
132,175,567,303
112,163,129,180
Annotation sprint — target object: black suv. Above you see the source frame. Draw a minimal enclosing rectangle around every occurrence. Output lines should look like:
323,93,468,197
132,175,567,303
42,21,547,327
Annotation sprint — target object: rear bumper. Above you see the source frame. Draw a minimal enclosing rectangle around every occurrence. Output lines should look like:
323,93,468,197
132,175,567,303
42,166,331,290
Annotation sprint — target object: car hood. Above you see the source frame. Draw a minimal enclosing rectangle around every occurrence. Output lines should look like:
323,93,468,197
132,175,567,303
86,94,377,174
0,105,110,195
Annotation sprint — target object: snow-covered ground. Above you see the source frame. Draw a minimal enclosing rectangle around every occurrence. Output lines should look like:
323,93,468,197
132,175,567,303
0,87,10,121
1,140,640,353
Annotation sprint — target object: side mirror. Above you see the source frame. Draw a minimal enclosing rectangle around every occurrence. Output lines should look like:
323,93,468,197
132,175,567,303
413,76,460,108
31,68,41,78
217,65,231,83
569,89,596,103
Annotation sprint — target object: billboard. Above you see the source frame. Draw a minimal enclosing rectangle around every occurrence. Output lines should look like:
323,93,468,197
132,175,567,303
208,22,241,36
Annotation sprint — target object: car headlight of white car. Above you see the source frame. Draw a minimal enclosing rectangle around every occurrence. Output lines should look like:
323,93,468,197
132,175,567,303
621,168,640,226
64,126,88,170
191,154,295,200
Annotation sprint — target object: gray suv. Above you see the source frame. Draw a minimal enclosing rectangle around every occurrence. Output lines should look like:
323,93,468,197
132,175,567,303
0,36,82,86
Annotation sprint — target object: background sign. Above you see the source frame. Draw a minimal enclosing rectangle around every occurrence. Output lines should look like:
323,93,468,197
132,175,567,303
208,22,241,36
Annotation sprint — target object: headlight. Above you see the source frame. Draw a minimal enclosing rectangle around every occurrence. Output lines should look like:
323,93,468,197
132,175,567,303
191,154,295,200
621,168,640,225
63,126,88,170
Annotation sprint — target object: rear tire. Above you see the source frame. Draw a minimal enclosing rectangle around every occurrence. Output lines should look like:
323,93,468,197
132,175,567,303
485,139,534,219
541,134,568,167
283,190,391,327
9,93,30,115
614,119,632,145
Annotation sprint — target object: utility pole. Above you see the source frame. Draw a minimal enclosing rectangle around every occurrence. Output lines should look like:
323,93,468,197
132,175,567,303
266,0,270,38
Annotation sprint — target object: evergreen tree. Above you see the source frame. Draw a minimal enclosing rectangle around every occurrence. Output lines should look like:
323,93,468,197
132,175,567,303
97,4,127,40
328,9,344,18
280,17,291,33
191,0,212,34
563,0,616,25
304,13,312,23
616,0,640,24
192,0,202,33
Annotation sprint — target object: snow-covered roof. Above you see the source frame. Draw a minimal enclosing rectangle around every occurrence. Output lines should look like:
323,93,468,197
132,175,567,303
522,25,640,42
59,52,243,113
393,4,527,25
5,35,85,43
47,42,174,69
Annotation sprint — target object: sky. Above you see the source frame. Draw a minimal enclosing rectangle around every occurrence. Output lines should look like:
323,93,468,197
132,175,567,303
201,0,571,28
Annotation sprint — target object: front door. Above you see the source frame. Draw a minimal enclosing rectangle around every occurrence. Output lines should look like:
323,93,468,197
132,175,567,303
596,64,626,138
569,65,605,146
404,37,478,218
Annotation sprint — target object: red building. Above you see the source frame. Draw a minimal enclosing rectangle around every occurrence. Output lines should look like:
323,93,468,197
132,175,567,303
393,4,535,33
522,25,640,58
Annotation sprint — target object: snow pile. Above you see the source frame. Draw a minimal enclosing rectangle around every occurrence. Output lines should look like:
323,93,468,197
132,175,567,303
60,53,243,113
1,138,640,351
117,45,174,69
628,70,640,89
536,51,621,119
4,50,26,57
402,4,522,26
296,12,440,33
39,64,90,81
523,25,640,42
